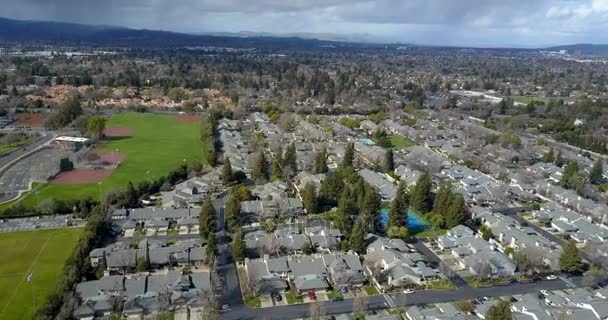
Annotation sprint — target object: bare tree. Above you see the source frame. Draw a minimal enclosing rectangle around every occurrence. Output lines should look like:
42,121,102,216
309,301,326,320
352,294,368,315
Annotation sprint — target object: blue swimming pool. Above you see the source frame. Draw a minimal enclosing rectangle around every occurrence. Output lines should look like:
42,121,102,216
360,138,375,145
379,209,428,229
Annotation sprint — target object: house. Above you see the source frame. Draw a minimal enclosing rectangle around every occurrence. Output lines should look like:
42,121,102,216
438,225,515,277
394,165,422,188
74,294,117,320
358,168,397,201
365,235,440,287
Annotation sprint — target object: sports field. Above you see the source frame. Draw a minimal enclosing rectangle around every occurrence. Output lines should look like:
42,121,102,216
15,113,202,207
0,228,83,320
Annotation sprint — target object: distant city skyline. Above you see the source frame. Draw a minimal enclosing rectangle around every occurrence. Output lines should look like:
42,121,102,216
2,0,608,47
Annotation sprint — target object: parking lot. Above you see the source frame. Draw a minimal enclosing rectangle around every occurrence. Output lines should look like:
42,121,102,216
0,214,73,233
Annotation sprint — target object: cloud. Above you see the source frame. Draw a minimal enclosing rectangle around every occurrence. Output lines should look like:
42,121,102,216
0,0,607,46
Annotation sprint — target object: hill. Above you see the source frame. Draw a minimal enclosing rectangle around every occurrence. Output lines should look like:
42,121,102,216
546,44,608,56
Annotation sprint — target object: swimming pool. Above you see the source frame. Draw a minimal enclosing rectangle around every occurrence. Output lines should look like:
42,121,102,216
379,209,428,229
360,138,375,146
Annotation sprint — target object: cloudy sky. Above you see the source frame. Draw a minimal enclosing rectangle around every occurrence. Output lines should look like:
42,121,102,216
2,0,608,47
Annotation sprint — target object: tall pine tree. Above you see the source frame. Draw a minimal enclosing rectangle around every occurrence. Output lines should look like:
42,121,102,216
252,151,269,183
383,148,395,173
302,182,319,214
199,196,217,240
222,157,233,185
232,229,246,263
283,143,298,178
589,159,604,183
314,147,329,174
388,180,409,228
342,142,355,168
272,146,283,179
410,172,433,214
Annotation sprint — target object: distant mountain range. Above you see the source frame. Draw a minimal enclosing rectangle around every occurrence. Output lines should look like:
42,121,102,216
1,17,608,55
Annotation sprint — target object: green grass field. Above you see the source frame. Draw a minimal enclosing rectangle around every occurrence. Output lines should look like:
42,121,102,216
12,113,203,208
0,228,83,320
389,134,415,149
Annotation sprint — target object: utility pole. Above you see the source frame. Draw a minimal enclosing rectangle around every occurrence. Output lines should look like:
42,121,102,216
27,274,36,311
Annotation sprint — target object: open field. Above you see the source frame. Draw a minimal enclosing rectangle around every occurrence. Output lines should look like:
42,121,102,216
0,228,83,320
388,134,415,149
8,113,202,208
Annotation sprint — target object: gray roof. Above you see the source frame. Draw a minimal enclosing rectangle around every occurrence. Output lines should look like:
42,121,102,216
293,274,328,291
76,275,124,300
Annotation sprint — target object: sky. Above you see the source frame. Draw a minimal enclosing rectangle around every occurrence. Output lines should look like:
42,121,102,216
1,0,608,47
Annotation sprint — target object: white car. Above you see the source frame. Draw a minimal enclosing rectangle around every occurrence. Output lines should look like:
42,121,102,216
540,290,549,296
546,275,557,280
403,289,415,294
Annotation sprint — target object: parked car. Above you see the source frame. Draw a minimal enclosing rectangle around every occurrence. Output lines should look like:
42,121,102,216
540,290,549,296
332,296,344,301
221,304,229,310
274,293,282,301
403,289,415,294
340,286,348,293
546,275,557,280
308,291,316,300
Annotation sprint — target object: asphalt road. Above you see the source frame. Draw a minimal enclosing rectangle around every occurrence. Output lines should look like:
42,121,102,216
218,277,573,320
410,239,470,289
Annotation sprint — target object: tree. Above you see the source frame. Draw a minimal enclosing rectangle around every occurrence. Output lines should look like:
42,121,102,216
302,182,319,214
559,241,585,274
206,232,217,263
444,195,466,229
383,148,395,173
486,300,512,320
301,241,314,255
342,142,355,168
86,116,106,139
59,158,74,172
232,229,246,263
136,256,149,272
480,225,494,241
222,157,233,185
335,188,355,234
387,226,409,239
252,151,269,183
543,148,555,163
432,184,452,216
361,186,381,232
126,181,139,208
313,147,328,174
272,147,283,179
410,172,432,214
554,150,564,167
225,192,241,233
199,196,217,240
560,161,579,188
319,173,345,206
349,216,367,253
388,181,409,228
283,143,298,178
589,159,604,183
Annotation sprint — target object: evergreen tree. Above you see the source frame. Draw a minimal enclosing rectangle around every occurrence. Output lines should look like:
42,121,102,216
361,186,381,232
388,181,409,228
342,142,355,168
383,149,395,173
335,188,356,234
589,159,604,183
543,147,555,163
252,151,269,183
313,147,328,174
319,173,345,206
432,184,453,215
410,172,433,214
560,161,579,188
349,216,367,253
486,300,512,320
302,182,319,214
283,143,298,177
199,196,217,240
559,241,585,274
126,181,139,208
222,157,233,185
272,146,283,179
554,150,564,167
232,229,246,263
206,232,217,261
444,195,466,229
225,192,241,233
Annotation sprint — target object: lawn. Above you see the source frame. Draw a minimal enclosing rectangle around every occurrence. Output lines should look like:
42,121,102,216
285,292,303,304
388,134,415,149
326,290,343,300
0,137,32,155
425,279,457,291
10,113,203,208
0,228,83,320
364,286,379,296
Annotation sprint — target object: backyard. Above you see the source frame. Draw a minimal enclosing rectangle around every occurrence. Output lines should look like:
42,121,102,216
0,228,83,320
